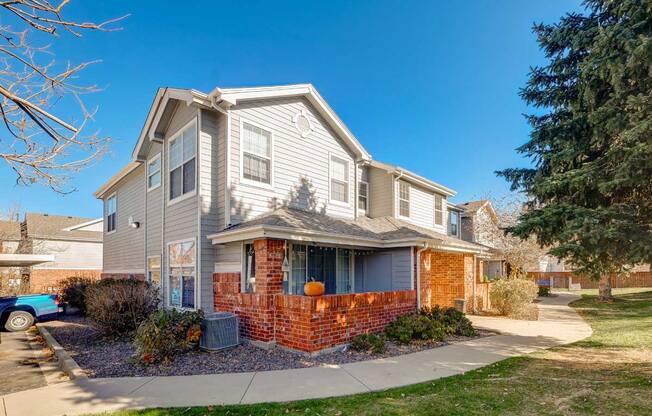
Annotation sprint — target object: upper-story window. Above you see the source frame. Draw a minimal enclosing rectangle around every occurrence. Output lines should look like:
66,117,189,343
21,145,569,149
449,211,459,236
147,153,161,191
434,194,443,226
330,155,349,203
358,181,369,212
242,122,272,185
106,194,116,233
169,121,196,201
398,181,410,217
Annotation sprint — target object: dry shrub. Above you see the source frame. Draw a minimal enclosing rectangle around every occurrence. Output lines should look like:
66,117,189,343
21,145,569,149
85,279,159,336
490,277,538,317
59,276,96,314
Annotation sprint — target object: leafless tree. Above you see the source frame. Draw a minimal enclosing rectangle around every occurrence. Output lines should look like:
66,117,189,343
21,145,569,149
472,194,548,277
0,1,126,193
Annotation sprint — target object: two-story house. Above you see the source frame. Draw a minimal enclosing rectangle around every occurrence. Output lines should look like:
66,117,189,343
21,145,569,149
459,200,506,278
94,84,490,353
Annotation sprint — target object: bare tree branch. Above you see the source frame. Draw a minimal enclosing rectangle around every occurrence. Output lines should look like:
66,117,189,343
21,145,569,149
0,0,126,193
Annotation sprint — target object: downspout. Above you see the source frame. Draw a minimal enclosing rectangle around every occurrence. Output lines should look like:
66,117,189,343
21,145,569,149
472,255,477,314
415,243,429,309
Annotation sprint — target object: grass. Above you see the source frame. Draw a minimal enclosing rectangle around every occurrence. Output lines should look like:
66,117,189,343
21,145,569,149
94,291,652,416
567,287,652,297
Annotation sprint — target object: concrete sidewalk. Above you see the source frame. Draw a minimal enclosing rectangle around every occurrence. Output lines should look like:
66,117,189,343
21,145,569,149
0,293,592,416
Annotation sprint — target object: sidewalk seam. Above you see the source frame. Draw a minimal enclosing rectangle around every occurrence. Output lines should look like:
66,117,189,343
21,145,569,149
339,366,372,392
127,377,158,396
239,372,257,404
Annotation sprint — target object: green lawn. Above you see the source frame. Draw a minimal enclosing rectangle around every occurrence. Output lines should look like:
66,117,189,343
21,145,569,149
566,287,652,297
96,291,652,416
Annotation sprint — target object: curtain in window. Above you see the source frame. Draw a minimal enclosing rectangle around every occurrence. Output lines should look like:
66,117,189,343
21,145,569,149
242,123,271,184
330,157,348,202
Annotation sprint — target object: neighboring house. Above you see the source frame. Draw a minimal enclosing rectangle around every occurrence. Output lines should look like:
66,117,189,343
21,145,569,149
17,214,103,292
94,84,491,353
459,200,506,278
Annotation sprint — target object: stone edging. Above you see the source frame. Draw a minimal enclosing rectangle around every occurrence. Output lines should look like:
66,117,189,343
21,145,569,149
35,323,87,380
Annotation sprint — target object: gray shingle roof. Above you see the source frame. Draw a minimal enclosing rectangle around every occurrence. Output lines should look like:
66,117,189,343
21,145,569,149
460,200,488,215
24,213,102,242
220,207,486,252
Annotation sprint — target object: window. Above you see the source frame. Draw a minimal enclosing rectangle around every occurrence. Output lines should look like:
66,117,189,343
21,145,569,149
290,245,352,295
358,181,368,212
168,240,195,309
398,181,410,217
450,211,459,236
106,194,116,232
242,122,272,185
244,243,256,293
169,122,196,201
330,155,349,203
147,256,161,287
434,194,443,226
147,154,161,190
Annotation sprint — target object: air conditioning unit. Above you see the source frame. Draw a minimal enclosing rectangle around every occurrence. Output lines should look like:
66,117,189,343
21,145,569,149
200,312,240,351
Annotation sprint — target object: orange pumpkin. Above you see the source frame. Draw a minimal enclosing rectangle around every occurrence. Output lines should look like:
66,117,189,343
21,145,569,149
304,281,325,296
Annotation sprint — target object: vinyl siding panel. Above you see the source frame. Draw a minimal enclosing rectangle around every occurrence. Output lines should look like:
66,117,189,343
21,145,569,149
32,239,102,270
229,97,356,224
102,165,145,273
368,166,393,218
394,181,448,234
354,248,412,292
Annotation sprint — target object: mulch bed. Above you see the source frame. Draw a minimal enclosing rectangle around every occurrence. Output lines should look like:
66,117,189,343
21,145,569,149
42,315,493,378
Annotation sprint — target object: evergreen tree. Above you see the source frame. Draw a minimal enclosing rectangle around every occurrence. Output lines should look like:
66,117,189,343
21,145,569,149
499,0,652,299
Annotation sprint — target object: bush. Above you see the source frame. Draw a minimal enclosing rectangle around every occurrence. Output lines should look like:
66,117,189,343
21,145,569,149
490,278,538,316
385,314,447,344
420,306,477,337
85,279,159,336
134,309,204,364
538,286,551,297
349,333,386,354
59,276,96,314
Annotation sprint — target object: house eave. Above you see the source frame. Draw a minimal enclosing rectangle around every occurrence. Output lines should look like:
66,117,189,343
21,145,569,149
93,161,141,199
370,160,456,197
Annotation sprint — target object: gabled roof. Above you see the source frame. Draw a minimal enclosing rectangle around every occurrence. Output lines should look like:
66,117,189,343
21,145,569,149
24,213,103,242
94,161,140,199
211,84,371,161
208,207,486,253
0,220,21,240
369,160,456,197
460,200,489,215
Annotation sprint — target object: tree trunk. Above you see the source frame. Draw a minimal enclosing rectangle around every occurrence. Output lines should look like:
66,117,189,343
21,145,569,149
598,275,613,301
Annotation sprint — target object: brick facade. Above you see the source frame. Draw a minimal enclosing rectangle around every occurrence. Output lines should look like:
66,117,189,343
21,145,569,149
419,250,475,310
30,269,101,293
529,271,652,289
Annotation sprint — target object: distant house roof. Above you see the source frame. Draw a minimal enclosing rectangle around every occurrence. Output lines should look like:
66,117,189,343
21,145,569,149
0,220,21,240
208,207,486,253
23,213,102,242
460,200,489,215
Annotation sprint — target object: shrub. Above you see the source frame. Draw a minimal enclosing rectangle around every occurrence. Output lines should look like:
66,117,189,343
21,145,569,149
349,333,386,354
490,278,538,317
538,286,551,297
85,278,159,336
134,309,204,364
59,276,96,314
420,306,477,337
385,314,447,344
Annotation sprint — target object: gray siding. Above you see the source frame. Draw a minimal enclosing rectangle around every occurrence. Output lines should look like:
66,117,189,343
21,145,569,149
198,109,226,311
367,166,393,218
394,180,448,234
229,97,356,224
354,248,412,292
145,141,163,260
103,165,145,273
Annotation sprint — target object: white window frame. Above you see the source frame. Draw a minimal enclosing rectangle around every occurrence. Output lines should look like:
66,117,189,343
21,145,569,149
239,119,274,190
106,193,117,234
166,238,197,310
449,211,459,237
147,255,161,285
167,119,198,206
147,153,162,192
358,180,369,213
329,153,350,206
398,180,410,218
434,194,444,226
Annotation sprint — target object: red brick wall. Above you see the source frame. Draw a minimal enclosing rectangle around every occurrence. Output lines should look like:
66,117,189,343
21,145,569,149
528,271,652,289
420,251,475,309
275,291,417,352
29,269,101,293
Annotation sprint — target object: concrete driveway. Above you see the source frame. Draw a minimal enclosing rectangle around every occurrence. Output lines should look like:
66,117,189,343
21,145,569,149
0,331,47,396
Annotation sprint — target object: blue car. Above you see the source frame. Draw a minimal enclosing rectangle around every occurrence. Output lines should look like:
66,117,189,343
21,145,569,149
0,294,62,332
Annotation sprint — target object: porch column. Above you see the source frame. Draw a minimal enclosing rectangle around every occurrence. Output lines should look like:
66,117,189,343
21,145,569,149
253,238,285,294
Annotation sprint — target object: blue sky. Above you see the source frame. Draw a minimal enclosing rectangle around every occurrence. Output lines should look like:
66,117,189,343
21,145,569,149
0,0,583,219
